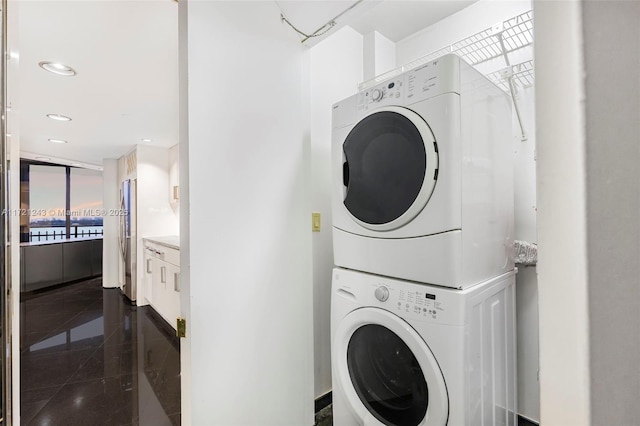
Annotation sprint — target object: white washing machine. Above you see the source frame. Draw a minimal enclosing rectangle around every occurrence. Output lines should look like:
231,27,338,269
331,267,517,426
331,54,514,289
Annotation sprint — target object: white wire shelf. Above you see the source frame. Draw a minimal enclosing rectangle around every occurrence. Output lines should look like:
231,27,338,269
358,10,534,92
451,10,533,66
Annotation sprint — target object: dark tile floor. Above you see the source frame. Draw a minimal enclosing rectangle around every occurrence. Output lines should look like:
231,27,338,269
314,403,539,426
21,278,181,426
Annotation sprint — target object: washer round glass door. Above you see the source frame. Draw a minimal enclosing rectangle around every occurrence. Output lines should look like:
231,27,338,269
342,106,438,231
333,308,449,426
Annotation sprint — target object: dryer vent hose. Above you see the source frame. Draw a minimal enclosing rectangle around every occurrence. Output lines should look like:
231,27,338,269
514,240,537,265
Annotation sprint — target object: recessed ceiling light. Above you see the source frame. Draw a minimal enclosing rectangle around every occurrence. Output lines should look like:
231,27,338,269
47,113,72,122
35,157,51,161
141,138,152,143
48,138,68,144
38,61,77,76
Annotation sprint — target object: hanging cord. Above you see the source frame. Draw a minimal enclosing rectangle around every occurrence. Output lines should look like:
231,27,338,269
280,14,336,39
278,0,365,44
496,31,527,141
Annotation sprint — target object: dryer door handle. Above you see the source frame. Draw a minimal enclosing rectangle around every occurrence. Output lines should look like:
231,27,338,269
343,161,350,187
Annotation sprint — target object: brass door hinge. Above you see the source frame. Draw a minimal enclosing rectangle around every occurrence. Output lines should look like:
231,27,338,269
176,317,186,338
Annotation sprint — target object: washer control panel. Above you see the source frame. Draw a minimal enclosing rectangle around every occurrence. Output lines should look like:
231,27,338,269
334,267,511,327
369,281,453,323
333,269,468,325
374,286,389,302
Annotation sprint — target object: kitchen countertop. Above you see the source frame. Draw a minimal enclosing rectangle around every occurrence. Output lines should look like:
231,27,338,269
20,236,103,247
144,235,180,250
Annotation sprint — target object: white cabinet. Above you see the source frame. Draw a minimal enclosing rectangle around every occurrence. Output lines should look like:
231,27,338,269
143,248,155,304
143,239,180,329
162,262,181,322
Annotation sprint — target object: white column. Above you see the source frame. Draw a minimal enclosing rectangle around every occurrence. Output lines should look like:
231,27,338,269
363,31,396,81
581,1,640,423
534,0,590,423
102,158,120,288
7,1,22,420
536,0,640,423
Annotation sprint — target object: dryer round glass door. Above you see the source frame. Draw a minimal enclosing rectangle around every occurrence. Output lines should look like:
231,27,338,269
342,106,438,231
333,308,448,426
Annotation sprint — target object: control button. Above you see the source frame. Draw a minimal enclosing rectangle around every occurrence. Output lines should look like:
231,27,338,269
375,286,389,302
388,82,395,89
371,89,383,102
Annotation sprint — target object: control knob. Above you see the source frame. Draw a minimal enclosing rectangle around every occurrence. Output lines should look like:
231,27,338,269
371,89,384,102
374,286,389,302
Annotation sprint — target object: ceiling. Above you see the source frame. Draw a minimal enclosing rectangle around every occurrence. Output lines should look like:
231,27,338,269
16,1,179,168
278,0,476,44
348,0,477,42
15,0,476,168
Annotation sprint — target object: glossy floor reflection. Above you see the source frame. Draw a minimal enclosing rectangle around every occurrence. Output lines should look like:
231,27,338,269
21,278,181,426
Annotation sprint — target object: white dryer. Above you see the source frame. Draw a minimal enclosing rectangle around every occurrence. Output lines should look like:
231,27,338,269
331,267,517,426
331,54,514,289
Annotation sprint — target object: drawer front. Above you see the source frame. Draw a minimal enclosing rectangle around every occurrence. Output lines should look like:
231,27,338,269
157,246,179,266
144,240,180,266
143,241,160,255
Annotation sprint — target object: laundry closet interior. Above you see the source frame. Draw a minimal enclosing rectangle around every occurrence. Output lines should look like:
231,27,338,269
185,0,538,425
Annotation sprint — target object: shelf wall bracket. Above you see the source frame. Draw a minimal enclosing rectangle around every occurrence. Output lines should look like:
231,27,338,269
496,30,528,142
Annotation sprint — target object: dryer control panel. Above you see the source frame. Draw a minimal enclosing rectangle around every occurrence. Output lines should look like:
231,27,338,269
405,60,442,101
354,55,461,118
356,77,405,114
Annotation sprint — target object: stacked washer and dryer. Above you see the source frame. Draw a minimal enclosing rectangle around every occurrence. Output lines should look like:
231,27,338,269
330,54,517,426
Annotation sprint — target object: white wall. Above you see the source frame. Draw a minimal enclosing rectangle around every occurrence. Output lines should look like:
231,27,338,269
102,158,119,288
308,26,363,399
535,0,640,423
181,2,313,424
395,0,539,421
168,144,179,220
